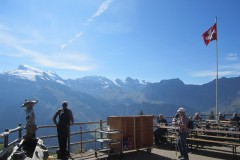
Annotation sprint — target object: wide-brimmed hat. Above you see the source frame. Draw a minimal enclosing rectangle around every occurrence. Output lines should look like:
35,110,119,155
21,100,38,107
177,107,185,113
195,112,199,116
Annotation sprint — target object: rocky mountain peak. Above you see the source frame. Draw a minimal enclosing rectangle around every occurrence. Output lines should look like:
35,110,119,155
3,64,64,83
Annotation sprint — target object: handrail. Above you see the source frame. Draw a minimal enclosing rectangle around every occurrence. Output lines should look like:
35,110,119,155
0,120,107,159
1,113,234,158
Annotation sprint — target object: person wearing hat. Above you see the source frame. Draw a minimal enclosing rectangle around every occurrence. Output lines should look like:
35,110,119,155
174,107,189,160
53,101,74,159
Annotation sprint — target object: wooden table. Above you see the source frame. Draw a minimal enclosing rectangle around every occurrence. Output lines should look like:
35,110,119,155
157,125,176,129
188,128,240,158
192,128,240,137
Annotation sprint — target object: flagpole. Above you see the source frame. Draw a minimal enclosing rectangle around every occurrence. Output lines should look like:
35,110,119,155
215,16,219,122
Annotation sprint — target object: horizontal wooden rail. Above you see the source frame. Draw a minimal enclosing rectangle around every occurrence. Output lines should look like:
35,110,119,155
0,120,107,159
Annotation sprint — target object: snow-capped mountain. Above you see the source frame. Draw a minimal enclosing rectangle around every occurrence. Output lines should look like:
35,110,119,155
65,75,147,104
115,77,147,90
2,64,240,136
1,64,240,122
66,75,116,89
2,65,146,93
2,64,64,84
0,65,148,105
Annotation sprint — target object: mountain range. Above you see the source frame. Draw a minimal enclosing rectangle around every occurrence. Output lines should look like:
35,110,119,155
0,64,240,133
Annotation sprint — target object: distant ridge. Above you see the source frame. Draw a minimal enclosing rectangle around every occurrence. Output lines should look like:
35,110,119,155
0,65,240,133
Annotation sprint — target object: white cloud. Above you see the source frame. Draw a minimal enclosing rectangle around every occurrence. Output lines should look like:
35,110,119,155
192,63,240,78
60,44,67,49
76,32,83,38
0,25,94,72
61,0,114,49
226,53,238,61
12,44,94,71
61,32,84,49
18,46,95,72
87,0,114,22
192,70,214,77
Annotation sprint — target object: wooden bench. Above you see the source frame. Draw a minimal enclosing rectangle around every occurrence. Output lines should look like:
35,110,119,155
196,134,239,142
187,137,240,158
163,133,198,145
163,135,177,144
162,134,240,158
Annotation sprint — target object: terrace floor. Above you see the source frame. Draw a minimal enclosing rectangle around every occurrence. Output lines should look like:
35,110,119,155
49,143,240,160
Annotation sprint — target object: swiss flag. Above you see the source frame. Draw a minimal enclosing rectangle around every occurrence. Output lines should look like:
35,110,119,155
202,23,217,46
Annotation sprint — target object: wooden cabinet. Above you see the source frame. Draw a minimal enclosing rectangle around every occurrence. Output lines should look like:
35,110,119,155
107,115,154,151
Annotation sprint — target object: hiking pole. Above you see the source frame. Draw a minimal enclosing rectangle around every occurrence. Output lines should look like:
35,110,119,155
175,126,178,156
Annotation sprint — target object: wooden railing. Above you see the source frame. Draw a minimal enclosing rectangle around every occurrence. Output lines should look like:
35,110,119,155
0,113,234,158
0,124,23,148
0,120,107,158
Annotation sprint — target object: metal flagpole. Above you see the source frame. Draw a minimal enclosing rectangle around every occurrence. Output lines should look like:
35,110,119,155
215,16,219,122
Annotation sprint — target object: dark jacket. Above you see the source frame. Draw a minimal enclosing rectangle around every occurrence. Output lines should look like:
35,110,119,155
53,108,74,127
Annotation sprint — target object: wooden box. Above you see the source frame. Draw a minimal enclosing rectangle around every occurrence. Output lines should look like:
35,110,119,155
107,115,154,150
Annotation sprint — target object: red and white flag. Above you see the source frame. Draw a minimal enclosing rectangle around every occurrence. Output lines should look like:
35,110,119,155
202,23,217,46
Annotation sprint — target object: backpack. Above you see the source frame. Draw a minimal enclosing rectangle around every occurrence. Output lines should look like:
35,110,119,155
187,119,194,129
58,108,72,126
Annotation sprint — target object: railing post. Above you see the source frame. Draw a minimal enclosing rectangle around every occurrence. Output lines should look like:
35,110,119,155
100,120,103,130
18,124,22,141
80,126,82,158
100,120,103,149
4,129,9,148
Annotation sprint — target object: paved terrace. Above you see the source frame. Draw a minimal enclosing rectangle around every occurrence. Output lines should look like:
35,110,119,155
49,143,240,160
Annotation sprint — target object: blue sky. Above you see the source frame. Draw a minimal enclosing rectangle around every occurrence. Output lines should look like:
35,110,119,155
0,0,240,85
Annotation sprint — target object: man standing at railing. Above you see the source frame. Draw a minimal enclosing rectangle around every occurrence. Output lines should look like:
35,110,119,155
53,101,74,159
174,107,189,160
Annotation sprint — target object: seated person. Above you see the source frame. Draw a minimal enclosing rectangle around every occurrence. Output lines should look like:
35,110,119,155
205,121,211,129
209,110,215,120
154,114,168,145
219,112,226,121
193,112,202,121
172,113,179,127
231,113,240,122
193,112,202,128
